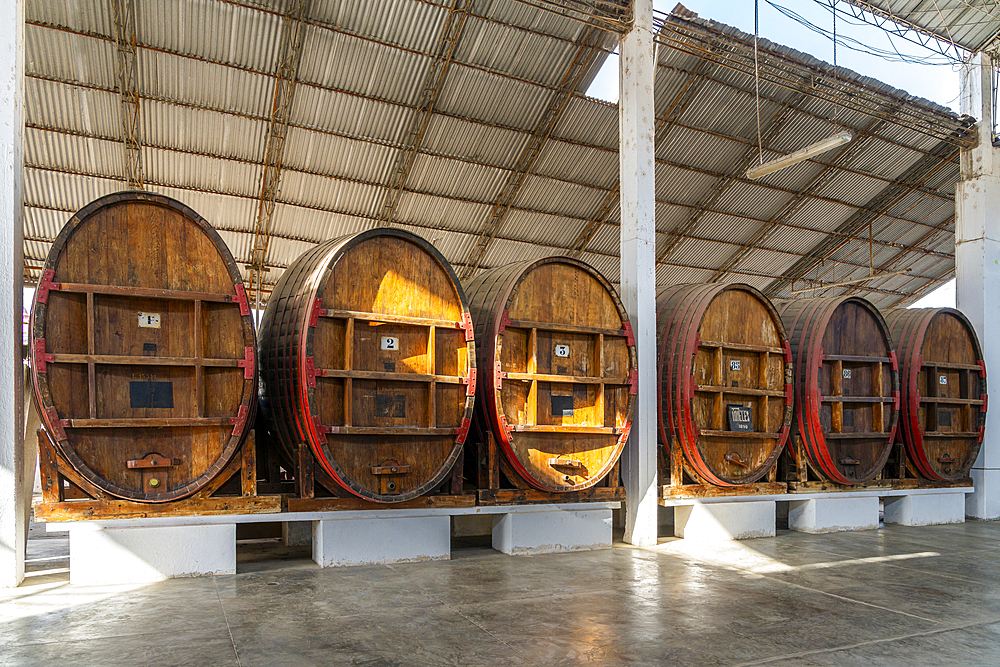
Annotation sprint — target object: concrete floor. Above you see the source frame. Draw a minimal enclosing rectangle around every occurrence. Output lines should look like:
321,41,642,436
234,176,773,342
4,519,1000,666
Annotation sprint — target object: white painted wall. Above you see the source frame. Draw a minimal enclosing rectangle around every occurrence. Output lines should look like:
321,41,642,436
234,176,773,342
0,0,25,589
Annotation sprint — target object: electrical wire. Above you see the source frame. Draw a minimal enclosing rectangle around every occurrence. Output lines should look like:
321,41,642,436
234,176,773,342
767,0,959,66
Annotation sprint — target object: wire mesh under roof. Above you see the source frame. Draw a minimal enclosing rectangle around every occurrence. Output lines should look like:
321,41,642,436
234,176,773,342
24,0,974,310
841,0,1000,56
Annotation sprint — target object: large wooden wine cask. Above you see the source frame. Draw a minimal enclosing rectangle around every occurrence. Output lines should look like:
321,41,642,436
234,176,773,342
656,284,792,486
30,192,257,503
463,257,636,492
258,229,475,503
775,296,899,485
884,307,986,481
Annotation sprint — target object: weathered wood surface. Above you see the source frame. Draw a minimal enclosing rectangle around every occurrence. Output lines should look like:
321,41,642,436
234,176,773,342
35,428,279,521
775,296,899,485
657,283,792,486
286,494,475,512
463,257,636,493
885,307,987,482
258,229,475,503
29,191,257,503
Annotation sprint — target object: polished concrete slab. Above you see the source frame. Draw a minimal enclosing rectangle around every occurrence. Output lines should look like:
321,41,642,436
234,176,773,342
4,516,1000,666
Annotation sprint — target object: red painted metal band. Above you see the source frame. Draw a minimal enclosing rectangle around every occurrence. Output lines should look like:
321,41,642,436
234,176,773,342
304,357,317,388
33,338,54,373
463,367,477,396
455,417,471,443
45,407,66,441
461,312,475,341
622,321,635,347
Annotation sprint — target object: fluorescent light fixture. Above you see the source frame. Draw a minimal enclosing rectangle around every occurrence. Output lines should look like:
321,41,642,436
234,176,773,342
746,131,853,180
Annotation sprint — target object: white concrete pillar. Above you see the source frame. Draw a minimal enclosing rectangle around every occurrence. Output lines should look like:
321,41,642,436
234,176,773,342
957,53,1000,519
0,0,25,588
619,0,658,546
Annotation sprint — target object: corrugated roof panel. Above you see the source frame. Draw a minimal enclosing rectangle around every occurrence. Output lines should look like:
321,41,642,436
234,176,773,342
282,127,395,187
553,95,617,148
140,0,283,74
142,98,268,165
419,113,527,169
143,145,262,199
404,152,507,206
278,169,383,219
532,140,616,190
513,174,603,221
26,127,123,181
28,0,112,36
312,0,446,55
292,84,411,148
25,78,121,139
436,66,550,132
26,25,117,90
142,49,274,119
391,192,490,235
24,168,121,214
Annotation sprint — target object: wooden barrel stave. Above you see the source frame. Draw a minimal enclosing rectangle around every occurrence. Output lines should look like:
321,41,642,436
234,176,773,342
30,192,257,503
776,296,899,485
885,307,986,481
464,257,636,492
259,229,475,503
657,283,792,486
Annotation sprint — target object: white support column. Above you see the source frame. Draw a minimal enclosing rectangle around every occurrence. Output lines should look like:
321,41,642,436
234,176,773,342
957,53,1000,519
0,0,25,588
619,0,657,546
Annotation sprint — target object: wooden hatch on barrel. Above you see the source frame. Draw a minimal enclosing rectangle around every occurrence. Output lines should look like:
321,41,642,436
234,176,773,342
885,307,986,482
463,257,636,499
776,296,899,487
30,192,260,507
258,228,476,505
656,283,792,494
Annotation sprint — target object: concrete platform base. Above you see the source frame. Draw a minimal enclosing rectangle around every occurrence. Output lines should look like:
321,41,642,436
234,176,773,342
789,496,879,533
492,508,612,555
674,501,775,541
884,492,966,526
69,523,236,585
313,515,451,567
282,521,312,546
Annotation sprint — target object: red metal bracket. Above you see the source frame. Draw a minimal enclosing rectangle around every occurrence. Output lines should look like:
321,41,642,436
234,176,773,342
887,424,897,444
36,269,60,304
312,416,334,435
309,298,322,327
494,360,506,390
44,407,67,441
305,357,317,388
461,312,474,341
622,321,635,347
238,347,255,379
784,383,794,402
229,404,249,437
979,425,986,443
889,350,899,372
498,414,512,440
454,417,471,443
979,359,987,378
982,393,989,413
497,310,511,335
617,423,632,444
628,369,638,395
232,284,250,316
33,338,54,373
782,341,793,364
892,390,900,410
462,367,477,396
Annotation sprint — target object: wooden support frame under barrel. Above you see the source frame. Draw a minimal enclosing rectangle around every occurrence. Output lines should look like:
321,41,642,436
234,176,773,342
270,435,475,512
658,434,785,500
34,427,281,521
782,434,972,492
471,426,625,506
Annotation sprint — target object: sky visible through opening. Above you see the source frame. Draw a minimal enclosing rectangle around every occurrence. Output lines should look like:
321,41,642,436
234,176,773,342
585,0,963,308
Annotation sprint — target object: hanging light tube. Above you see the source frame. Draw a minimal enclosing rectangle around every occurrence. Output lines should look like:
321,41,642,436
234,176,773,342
746,131,853,180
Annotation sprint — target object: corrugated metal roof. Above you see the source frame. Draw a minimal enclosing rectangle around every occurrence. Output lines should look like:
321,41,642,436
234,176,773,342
21,0,972,309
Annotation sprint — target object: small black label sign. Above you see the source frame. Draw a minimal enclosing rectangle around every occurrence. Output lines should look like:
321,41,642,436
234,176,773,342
130,381,174,409
727,404,753,432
